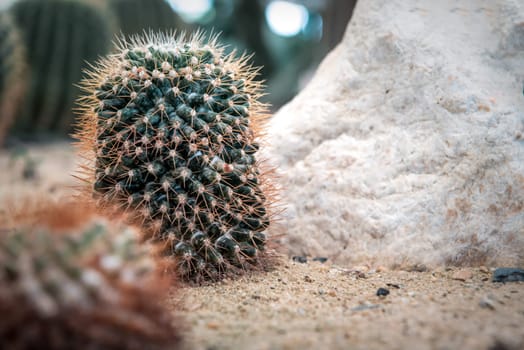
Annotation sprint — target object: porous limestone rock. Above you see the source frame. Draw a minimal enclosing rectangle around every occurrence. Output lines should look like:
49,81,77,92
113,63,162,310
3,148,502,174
266,0,524,267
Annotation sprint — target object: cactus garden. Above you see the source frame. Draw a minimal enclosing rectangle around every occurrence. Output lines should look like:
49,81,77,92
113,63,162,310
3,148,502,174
9,0,114,135
0,0,523,349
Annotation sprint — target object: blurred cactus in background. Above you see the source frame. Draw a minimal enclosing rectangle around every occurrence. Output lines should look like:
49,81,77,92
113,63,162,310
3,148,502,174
0,12,25,145
9,0,114,137
0,0,355,142
109,0,185,37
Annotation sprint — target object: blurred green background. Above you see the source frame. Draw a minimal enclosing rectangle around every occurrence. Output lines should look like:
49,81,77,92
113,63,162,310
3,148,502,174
0,0,355,143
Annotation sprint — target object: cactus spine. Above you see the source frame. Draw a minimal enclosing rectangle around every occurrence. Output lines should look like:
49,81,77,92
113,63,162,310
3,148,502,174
76,32,275,281
0,12,25,145
109,0,184,37
0,201,182,349
9,0,113,136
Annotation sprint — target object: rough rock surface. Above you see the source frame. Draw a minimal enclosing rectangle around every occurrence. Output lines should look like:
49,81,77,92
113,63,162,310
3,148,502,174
266,0,524,267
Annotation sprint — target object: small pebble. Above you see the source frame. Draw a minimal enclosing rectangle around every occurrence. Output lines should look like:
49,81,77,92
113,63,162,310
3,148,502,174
376,287,390,297
292,256,307,263
479,296,495,310
352,265,369,273
376,266,388,272
452,269,473,281
408,264,428,272
351,303,381,312
206,322,220,330
304,275,313,283
479,266,489,273
312,257,328,263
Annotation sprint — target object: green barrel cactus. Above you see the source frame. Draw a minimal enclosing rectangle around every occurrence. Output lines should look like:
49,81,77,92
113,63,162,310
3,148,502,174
9,0,114,136
0,202,181,349
76,32,274,281
0,12,25,145
109,0,185,37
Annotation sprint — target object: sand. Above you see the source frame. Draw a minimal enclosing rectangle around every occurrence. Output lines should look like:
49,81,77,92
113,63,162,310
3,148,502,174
177,261,524,350
1,143,523,350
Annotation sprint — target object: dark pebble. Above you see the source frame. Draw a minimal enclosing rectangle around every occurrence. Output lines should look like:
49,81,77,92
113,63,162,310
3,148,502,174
312,257,328,263
304,275,313,283
292,256,307,263
376,287,390,297
492,267,524,283
407,264,428,272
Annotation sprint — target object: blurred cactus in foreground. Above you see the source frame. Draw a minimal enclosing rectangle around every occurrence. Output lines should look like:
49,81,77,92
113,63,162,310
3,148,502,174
0,12,25,145
109,0,185,37
9,0,114,136
0,201,182,349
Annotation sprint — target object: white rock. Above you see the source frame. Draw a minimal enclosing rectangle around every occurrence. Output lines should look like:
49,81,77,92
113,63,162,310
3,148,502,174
265,0,524,267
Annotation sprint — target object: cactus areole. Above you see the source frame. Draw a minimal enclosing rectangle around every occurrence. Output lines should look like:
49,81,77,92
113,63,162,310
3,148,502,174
76,32,273,281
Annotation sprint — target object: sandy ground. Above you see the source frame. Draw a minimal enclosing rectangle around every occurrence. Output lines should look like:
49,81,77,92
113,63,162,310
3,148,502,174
1,143,523,350
177,262,524,350
0,141,77,200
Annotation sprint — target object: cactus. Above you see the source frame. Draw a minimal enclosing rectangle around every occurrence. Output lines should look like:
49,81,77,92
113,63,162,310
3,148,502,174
75,32,275,281
109,0,185,37
9,0,114,136
0,12,25,145
0,201,182,349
